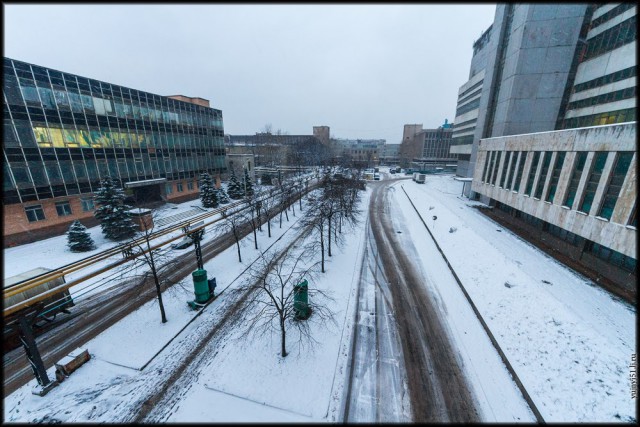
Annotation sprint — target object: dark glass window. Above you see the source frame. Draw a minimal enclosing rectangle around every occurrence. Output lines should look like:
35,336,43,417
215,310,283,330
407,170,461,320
534,151,553,199
545,152,566,203
482,151,493,183
165,183,173,194
187,181,194,190
578,152,608,214
491,151,502,185
504,151,520,191
25,204,46,222
81,197,95,211
563,152,588,208
177,182,184,192
597,151,633,220
582,15,636,61
628,203,636,227
55,201,72,216
524,152,541,196
513,152,528,193
499,152,513,188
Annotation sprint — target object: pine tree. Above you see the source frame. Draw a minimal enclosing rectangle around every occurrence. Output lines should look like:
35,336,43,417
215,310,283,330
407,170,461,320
227,169,245,200
67,220,96,252
199,173,218,208
217,186,230,204
94,176,138,241
243,168,255,197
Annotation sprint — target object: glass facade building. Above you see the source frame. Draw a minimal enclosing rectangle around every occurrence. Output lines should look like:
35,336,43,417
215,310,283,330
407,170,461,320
3,57,226,245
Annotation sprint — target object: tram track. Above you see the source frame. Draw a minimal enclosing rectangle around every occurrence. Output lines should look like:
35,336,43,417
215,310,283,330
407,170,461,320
3,188,313,397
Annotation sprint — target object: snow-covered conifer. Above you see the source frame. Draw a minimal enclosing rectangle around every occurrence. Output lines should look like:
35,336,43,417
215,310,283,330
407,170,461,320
66,220,96,252
199,173,218,208
93,176,138,240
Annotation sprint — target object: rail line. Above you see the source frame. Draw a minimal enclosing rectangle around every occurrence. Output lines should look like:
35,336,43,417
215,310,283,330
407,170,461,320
3,178,318,318
399,184,545,423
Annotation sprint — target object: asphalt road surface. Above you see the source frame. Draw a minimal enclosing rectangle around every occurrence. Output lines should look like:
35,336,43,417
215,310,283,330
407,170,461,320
368,177,480,422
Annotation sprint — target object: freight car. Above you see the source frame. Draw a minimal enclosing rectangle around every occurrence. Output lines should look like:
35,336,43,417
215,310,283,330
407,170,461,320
3,267,74,352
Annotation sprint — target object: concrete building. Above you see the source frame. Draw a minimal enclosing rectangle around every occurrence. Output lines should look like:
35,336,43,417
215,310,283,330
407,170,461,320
467,4,637,300
451,4,592,179
3,57,226,246
471,123,636,298
380,143,401,166
332,138,386,168
225,128,329,168
399,121,457,170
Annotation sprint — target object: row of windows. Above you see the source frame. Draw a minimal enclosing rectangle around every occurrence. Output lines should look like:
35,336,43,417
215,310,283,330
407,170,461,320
572,66,636,93
24,198,95,223
458,80,484,100
495,202,636,273
590,3,636,30
456,88,483,107
581,14,636,61
561,107,636,129
481,150,635,223
455,97,481,117
450,134,474,146
566,86,636,110
165,180,197,195
5,59,222,121
452,118,477,130
584,241,636,272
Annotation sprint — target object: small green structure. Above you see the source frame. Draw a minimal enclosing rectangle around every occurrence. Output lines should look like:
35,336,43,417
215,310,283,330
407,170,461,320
188,268,215,310
293,279,310,320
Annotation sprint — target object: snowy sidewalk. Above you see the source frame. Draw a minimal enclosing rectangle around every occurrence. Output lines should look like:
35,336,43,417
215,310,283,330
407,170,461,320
394,176,636,422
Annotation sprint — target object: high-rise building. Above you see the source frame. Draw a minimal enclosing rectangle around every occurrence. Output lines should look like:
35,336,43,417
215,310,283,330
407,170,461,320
3,57,226,246
465,4,636,299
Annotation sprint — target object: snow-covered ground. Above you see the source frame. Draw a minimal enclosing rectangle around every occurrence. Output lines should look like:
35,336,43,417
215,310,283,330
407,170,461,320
3,173,636,422
392,174,636,422
3,188,370,423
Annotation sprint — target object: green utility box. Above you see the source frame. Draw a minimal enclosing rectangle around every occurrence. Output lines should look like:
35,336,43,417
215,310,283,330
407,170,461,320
192,269,210,303
293,279,310,320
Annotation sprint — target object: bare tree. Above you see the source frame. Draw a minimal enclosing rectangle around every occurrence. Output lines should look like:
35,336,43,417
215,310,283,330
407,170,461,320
259,187,279,238
123,209,180,323
237,246,335,358
217,205,247,263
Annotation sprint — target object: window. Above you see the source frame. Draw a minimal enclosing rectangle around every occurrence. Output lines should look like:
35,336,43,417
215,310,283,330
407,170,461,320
512,152,528,192
81,197,95,212
504,152,518,191
524,152,541,196
545,152,566,203
597,152,633,220
491,151,502,185
578,152,608,214
55,201,73,216
25,204,46,222
499,152,513,188
187,181,194,191
628,203,637,227
482,151,494,183
534,151,553,199
563,152,588,208
177,182,184,192
165,183,173,194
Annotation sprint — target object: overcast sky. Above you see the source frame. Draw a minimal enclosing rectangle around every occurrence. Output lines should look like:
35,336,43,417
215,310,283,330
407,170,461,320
4,3,496,144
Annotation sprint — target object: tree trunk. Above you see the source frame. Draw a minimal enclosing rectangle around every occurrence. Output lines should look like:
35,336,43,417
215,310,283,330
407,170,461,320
280,318,287,357
267,212,272,238
147,241,167,323
320,222,325,273
327,216,332,257
233,227,242,262
252,219,258,250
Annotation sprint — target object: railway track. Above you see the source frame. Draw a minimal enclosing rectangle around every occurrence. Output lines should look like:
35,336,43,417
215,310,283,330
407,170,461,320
3,186,314,397
4,177,317,315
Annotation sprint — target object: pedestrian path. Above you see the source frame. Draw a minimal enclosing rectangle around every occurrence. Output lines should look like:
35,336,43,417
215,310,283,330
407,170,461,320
155,207,207,228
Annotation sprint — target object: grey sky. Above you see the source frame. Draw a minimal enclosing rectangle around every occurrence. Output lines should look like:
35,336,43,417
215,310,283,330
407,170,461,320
4,3,496,144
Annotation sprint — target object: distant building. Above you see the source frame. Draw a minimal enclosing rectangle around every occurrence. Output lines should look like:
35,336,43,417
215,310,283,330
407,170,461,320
333,138,385,168
399,121,457,170
313,125,331,146
3,57,226,247
225,127,329,168
380,143,400,165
